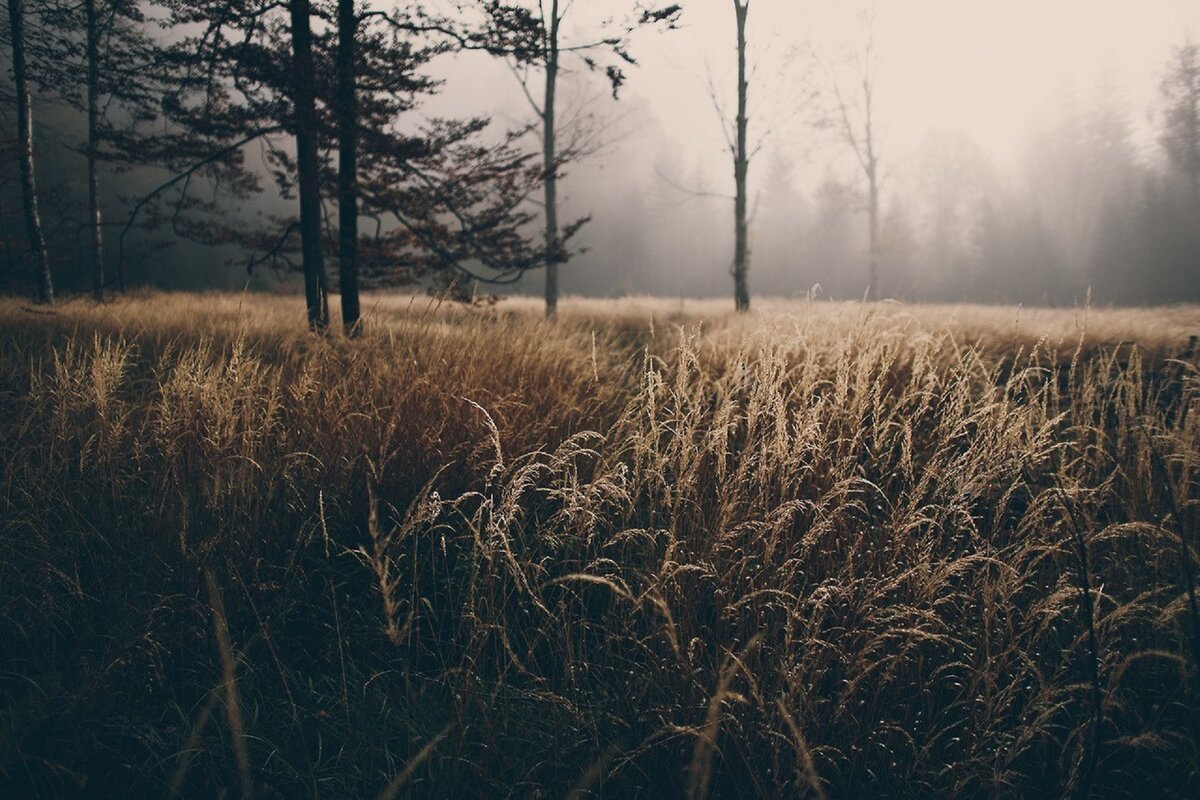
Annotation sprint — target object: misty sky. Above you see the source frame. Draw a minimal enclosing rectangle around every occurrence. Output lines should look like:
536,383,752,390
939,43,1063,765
19,0,1200,298
429,2,1200,165
410,1,1200,297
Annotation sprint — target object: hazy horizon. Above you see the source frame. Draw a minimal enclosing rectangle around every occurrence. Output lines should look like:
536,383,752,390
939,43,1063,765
5,0,1200,303
428,0,1200,301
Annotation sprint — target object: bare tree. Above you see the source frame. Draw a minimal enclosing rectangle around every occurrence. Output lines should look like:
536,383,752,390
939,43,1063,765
808,3,883,298
732,0,749,311
541,0,561,317
6,0,52,304
686,1,811,310
477,2,682,316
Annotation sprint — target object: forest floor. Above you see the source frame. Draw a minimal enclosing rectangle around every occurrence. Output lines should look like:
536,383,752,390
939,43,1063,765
2,292,1200,798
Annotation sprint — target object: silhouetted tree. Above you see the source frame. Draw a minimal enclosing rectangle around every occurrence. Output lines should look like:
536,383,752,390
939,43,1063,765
290,0,329,329
124,0,331,325
692,3,812,305
5,0,52,303
84,0,101,299
335,0,358,332
473,1,682,316
139,0,551,330
731,0,749,310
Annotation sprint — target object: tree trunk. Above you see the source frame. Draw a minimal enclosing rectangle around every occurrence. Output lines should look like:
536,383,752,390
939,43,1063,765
732,0,750,312
542,0,560,317
86,0,103,301
336,0,359,335
867,169,879,299
290,0,329,330
7,0,53,304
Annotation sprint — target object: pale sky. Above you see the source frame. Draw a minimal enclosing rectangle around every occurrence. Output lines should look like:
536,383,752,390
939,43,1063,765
649,0,1198,167
421,0,1200,296
434,0,1200,174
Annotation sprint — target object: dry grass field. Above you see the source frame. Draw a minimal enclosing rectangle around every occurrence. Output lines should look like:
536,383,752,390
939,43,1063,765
2,292,1200,798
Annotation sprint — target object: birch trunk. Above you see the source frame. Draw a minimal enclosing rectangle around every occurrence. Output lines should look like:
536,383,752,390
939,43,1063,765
7,0,53,304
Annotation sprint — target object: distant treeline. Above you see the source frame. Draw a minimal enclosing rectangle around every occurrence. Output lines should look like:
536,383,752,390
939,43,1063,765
0,1,1197,312
561,41,1200,307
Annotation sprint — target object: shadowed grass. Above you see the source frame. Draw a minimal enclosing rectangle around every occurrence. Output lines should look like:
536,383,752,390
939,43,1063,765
1,292,1198,798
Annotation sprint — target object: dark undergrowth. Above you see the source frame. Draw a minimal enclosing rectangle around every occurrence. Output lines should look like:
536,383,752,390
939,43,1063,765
2,294,1199,798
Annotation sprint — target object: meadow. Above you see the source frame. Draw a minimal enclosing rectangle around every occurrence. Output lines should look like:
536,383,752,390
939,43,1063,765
2,292,1199,798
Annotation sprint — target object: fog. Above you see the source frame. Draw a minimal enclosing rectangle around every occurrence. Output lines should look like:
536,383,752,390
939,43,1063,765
433,0,1200,302
5,0,1200,303
488,0,1199,302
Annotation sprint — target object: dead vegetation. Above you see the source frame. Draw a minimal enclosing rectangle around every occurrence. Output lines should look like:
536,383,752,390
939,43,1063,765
1,293,1199,798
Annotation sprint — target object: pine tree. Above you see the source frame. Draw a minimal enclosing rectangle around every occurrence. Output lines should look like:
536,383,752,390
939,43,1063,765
135,0,550,330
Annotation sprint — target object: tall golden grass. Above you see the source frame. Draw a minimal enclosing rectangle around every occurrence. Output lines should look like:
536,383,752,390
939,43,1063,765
1,292,1198,797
